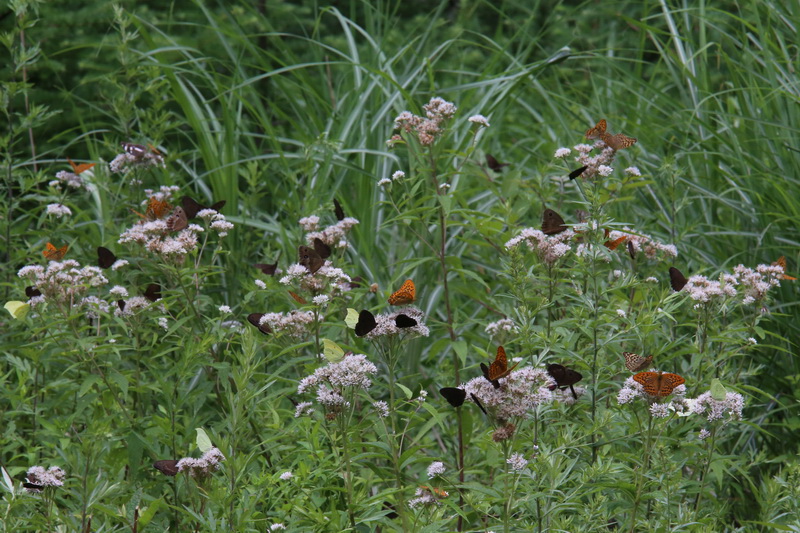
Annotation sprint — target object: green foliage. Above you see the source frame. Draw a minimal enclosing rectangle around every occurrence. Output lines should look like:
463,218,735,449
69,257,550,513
1,0,799,531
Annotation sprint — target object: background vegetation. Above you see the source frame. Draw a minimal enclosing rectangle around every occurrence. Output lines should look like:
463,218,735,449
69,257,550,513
1,0,798,531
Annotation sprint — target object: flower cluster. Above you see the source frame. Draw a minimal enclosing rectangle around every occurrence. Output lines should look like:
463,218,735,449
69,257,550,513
360,307,430,339
507,453,529,472
605,227,678,261
306,217,360,249
558,140,622,181
505,227,575,265
46,203,72,218
379,170,406,187
297,353,378,414
681,274,737,305
393,97,458,146
25,465,66,492
254,311,315,338
426,461,445,478
408,486,447,508
733,263,784,304
468,114,490,128
18,261,108,307
109,146,165,174
464,366,554,422
176,447,226,479
118,219,203,258
691,391,745,422
50,170,88,191
485,318,519,336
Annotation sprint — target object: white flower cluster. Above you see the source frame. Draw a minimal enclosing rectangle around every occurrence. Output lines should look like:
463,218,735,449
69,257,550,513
50,170,88,190
18,261,108,306
485,318,519,336
507,453,529,471
360,307,430,339
505,227,574,265
691,391,745,422
393,97,458,146
176,447,226,479
46,203,72,218
255,311,315,338
568,142,618,181
109,149,165,174
25,465,66,490
463,366,554,421
297,354,378,411
426,461,445,478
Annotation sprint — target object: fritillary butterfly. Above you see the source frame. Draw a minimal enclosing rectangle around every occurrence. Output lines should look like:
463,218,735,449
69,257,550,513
388,279,415,305
632,371,685,397
288,290,307,305
623,352,653,373
67,158,95,175
132,197,172,221
601,132,637,151
604,235,628,250
585,119,607,140
480,345,518,388
542,208,568,235
43,242,68,261
772,256,797,281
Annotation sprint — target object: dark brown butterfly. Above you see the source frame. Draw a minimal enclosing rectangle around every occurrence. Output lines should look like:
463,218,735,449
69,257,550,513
181,196,226,219
355,309,377,337
547,363,583,399
480,346,518,388
486,154,509,172
298,245,325,274
97,246,117,269
439,387,467,407
247,313,272,334
165,206,189,233
471,393,488,416
143,283,162,302
334,198,345,221
25,286,42,298
117,300,126,312
669,267,688,292
395,314,417,328
153,459,180,476
121,142,148,159
569,165,588,180
542,209,568,235
253,257,280,276
22,480,44,492
313,237,331,259
623,352,653,372
627,240,636,260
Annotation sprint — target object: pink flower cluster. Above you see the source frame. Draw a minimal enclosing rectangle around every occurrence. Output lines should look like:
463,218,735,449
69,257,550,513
568,142,618,180
463,366,554,421
505,228,575,265
485,318,519,336
25,465,66,491
361,307,430,339
118,219,202,258
18,261,108,306
393,97,458,146
733,263,784,304
606,227,678,260
691,391,745,422
256,311,315,338
109,148,165,174
298,354,378,411
50,170,88,190
176,447,226,479
306,217,360,249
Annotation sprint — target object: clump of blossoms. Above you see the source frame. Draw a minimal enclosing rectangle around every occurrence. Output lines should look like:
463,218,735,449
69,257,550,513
360,307,430,339
176,447,226,479
463,366,554,430
18,261,108,308
507,453,529,472
427,461,445,478
505,227,575,266
408,486,448,509
253,311,314,338
115,296,162,318
45,203,72,218
617,373,687,414
557,139,622,181
306,216,360,250
50,170,88,191
605,227,678,261
109,145,165,174
680,274,737,307
24,465,66,492
279,263,353,295
118,219,203,259
552,385,588,406
393,97,458,146
485,318,519,336
297,353,378,417
691,390,745,422
733,263,783,304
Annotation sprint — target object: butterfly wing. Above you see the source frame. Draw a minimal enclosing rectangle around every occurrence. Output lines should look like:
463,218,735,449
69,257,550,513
143,283,162,302
334,198,345,221
627,240,636,260
569,165,588,180
632,371,659,395
313,238,332,260
486,154,509,172
97,246,117,269
604,235,628,250
298,246,324,274
355,309,377,337
67,158,95,175
773,256,797,280
669,267,688,292
165,207,189,232
542,209,568,235
547,363,582,387
388,279,415,305
658,373,685,396
181,196,205,219
439,387,467,408
254,259,279,276
43,242,68,261
121,142,148,159
247,313,272,334
395,314,417,328
585,119,607,139
623,352,653,372
153,459,180,476
602,132,637,151
288,291,307,305
25,286,42,298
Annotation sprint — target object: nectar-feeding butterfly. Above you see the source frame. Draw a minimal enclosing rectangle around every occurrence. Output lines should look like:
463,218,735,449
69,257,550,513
480,345,519,388
355,309,377,337
439,387,467,408
623,352,653,373
334,198,345,221
254,256,280,276
669,266,688,292
585,119,607,140
632,371,685,397
67,158,95,175
97,246,117,269
288,291,307,305
395,314,417,328
132,197,172,221
247,313,272,335
604,235,628,251
547,363,583,399
153,459,180,476
43,242,68,261
165,206,189,233
602,133,637,151
772,256,797,281
181,196,226,219
25,286,42,298
542,208,568,235
121,142,148,159
143,283,162,302
388,279,415,306
486,154,510,172
568,165,588,180
298,244,325,274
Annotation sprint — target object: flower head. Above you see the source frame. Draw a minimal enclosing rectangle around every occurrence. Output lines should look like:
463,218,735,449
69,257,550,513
427,461,445,478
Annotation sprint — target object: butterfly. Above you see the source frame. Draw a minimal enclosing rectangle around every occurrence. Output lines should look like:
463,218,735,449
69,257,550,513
25,286,42,298
43,242,68,261
569,165,588,180
165,206,189,232
334,198,345,221
298,246,323,274
132,197,172,221
355,309,377,337
143,283,162,302
247,313,272,335
67,158,95,175
585,119,608,140
120,142,149,159
601,133,637,151
627,240,636,260
604,235,628,250
669,266,688,292
547,363,583,399
772,256,797,281
288,291,307,305
486,154,510,172
253,256,280,276
542,208,568,235
439,387,467,407
623,352,653,372
97,246,117,269
419,486,449,499
153,459,180,476
480,345,519,388
388,279,415,305
181,196,226,219
395,314,417,328
22,480,44,492
632,371,685,397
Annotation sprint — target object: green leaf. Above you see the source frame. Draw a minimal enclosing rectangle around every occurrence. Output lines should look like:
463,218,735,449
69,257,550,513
396,383,413,399
196,428,213,453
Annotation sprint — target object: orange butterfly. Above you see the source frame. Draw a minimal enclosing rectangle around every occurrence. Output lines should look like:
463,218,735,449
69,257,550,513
585,119,607,140
131,197,172,221
388,279,415,305
288,291,308,305
604,235,628,250
772,256,797,281
67,158,96,175
43,242,68,261
623,352,653,373
419,486,448,499
601,133,637,151
480,345,518,388
632,371,685,397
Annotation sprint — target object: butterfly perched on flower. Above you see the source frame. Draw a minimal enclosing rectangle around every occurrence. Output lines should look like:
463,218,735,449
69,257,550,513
43,242,68,261
153,459,180,476
772,256,797,281
419,485,449,499
669,266,688,292
439,387,466,407
486,154,510,172
623,352,653,372
542,209,568,235
480,345,518,389
568,165,588,180
132,197,172,221
547,363,583,399
585,119,608,140
67,158,95,175
288,291,307,305
632,371,685,397
354,309,377,337
604,235,628,251
97,246,117,269
298,238,331,274
181,196,226,219
25,286,42,298
585,119,637,151
165,206,189,232
388,279,415,306
120,141,152,160
143,283,162,302
395,314,417,328
247,313,272,335
334,198,345,221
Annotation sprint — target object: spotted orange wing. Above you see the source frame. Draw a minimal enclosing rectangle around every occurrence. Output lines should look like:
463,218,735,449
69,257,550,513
585,119,607,140
632,371,685,397
43,242,68,261
388,279,415,305
604,235,628,250
67,158,96,175
772,256,797,281
132,197,172,221
623,352,653,372
481,345,519,387
601,132,637,151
